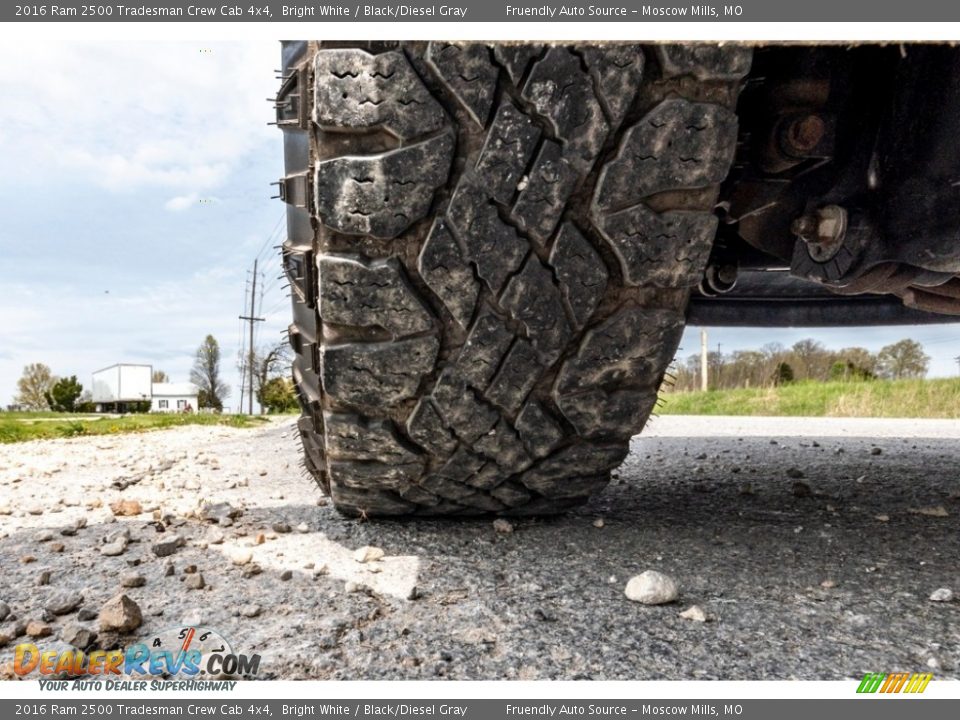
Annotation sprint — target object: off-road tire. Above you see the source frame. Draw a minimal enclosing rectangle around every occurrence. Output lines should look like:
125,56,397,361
276,42,751,516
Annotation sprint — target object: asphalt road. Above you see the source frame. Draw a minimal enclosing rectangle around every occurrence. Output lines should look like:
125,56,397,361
0,416,957,680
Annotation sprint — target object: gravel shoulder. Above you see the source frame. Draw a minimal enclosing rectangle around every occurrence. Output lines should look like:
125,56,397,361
0,416,957,680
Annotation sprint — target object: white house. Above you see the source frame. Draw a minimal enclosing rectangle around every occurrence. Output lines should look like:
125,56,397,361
150,382,199,413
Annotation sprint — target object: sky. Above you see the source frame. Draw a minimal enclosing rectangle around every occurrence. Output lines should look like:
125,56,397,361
0,40,289,411
0,40,957,410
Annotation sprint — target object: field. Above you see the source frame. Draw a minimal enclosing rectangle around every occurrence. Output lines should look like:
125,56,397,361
660,377,960,418
0,411,269,443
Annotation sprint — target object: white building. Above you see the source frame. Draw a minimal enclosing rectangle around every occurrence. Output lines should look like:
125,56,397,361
150,382,199,413
91,364,152,411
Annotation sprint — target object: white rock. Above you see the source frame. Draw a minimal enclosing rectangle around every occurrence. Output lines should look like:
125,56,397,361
929,588,953,602
240,604,261,618
229,548,253,566
679,605,707,622
181,608,203,626
354,546,384,563
100,540,127,557
624,570,679,605
492,519,514,534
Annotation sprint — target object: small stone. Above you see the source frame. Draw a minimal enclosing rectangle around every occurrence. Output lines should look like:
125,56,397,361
345,581,362,593
26,621,52,638
206,528,225,545
163,562,175,577
36,569,52,586
21,555,37,564
271,522,291,534
280,570,293,581
98,594,143,633
820,579,837,589
909,506,949,518
151,535,182,558
354,546,385,563
242,564,263,579
493,519,514,534
199,502,241,524
35,530,54,542
255,533,265,545
592,518,605,528
185,573,205,590
181,608,203,626
46,592,83,615
101,540,127,557
786,468,805,479
60,623,97,649
229,548,253,566
296,522,309,533
109,500,142,517
49,542,65,553
60,517,87,536
121,572,146,588
0,602,9,621
28,506,44,516
624,570,679,605
929,588,953,602
679,605,707,622
874,514,890,522
104,527,131,544
184,564,197,574
792,481,813,498
240,604,261,618
77,608,97,622
870,447,883,456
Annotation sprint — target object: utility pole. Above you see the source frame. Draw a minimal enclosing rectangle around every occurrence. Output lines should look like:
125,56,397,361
700,328,708,391
955,356,960,375
239,258,265,415
716,342,722,388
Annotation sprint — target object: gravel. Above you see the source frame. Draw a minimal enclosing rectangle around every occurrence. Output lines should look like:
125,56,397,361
0,415,957,680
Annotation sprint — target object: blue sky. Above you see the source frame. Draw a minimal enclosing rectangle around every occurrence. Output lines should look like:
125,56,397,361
0,41,289,410
0,41,957,409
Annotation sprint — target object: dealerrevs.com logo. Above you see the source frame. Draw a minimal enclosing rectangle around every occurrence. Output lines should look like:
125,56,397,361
14,625,260,683
857,672,933,694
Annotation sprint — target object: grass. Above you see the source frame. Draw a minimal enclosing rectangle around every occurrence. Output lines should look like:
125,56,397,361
660,378,960,418
0,412,270,444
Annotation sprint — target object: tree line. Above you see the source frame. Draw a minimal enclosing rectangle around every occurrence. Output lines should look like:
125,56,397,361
672,338,932,392
10,334,297,414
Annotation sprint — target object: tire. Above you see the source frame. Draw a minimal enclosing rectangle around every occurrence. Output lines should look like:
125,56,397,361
276,42,751,516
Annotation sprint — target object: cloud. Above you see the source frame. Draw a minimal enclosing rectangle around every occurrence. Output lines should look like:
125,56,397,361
164,193,200,212
0,41,279,197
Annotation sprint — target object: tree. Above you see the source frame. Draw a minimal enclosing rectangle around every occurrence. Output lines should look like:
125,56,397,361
876,339,930,379
252,343,291,414
190,335,230,411
259,377,298,413
15,363,56,410
791,338,828,380
772,361,795,385
45,376,83,412
152,370,169,383
834,347,877,379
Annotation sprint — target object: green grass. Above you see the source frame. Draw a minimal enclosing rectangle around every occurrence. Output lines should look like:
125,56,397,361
660,378,960,418
0,412,270,443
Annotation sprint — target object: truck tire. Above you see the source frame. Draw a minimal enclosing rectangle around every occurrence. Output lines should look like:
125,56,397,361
276,42,751,516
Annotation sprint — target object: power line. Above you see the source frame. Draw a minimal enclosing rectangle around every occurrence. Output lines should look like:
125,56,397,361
253,213,286,266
